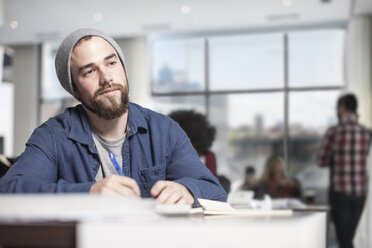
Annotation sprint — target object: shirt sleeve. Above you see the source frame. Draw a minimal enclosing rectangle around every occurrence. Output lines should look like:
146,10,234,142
317,127,335,167
166,122,227,203
0,124,94,193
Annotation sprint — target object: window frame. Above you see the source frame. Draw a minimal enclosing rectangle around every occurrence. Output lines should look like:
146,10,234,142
151,24,347,171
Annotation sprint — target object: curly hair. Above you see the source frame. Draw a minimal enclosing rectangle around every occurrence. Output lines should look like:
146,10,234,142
168,110,216,156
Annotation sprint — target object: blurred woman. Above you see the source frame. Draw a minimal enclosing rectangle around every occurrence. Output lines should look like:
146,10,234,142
254,155,301,199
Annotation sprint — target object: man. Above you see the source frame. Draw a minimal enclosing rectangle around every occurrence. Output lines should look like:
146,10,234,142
317,93,371,248
0,29,227,205
238,166,255,191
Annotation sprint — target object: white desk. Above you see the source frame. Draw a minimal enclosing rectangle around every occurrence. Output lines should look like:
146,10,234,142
78,212,326,248
0,195,327,248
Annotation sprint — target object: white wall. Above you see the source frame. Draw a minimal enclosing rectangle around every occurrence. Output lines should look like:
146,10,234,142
345,17,372,127
0,45,14,157
116,37,150,108
0,0,3,28
346,16,372,248
12,45,39,156
0,83,14,156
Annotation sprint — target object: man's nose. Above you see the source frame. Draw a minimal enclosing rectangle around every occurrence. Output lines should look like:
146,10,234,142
99,67,113,85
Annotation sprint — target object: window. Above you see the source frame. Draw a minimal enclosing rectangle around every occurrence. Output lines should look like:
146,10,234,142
289,30,344,87
210,93,284,179
288,91,339,176
40,43,79,123
152,38,205,93
150,28,345,182
209,33,284,90
151,95,206,116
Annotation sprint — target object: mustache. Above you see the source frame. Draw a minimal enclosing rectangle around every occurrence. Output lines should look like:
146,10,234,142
94,83,125,98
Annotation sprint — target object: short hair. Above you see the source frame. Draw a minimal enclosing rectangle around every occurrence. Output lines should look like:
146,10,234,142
245,166,255,175
337,93,358,113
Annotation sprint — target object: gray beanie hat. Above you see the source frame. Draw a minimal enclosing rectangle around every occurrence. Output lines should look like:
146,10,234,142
55,28,127,96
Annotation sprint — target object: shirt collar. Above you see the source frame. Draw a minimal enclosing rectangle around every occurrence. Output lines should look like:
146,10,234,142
127,103,148,137
68,102,148,148
68,105,95,152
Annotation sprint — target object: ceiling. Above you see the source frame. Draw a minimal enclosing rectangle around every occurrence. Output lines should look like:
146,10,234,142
353,0,372,16
0,0,370,45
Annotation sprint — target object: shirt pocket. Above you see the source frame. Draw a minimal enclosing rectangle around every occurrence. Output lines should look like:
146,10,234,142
139,161,166,192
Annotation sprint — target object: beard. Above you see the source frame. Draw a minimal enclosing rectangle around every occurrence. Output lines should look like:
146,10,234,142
80,83,129,120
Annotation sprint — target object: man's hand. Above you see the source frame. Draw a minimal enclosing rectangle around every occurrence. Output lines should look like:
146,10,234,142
90,175,141,197
150,180,194,204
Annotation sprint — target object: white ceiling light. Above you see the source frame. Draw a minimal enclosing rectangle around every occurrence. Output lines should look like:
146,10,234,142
181,5,191,14
283,0,292,6
94,12,103,22
10,21,18,29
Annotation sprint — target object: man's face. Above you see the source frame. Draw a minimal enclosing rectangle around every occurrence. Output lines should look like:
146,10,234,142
70,36,129,120
245,173,255,185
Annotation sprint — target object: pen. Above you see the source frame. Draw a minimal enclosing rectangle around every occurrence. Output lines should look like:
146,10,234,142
108,152,125,176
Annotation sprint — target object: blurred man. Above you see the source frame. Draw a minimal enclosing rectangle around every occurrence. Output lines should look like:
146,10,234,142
238,166,256,191
0,29,226,205
317,93,371,248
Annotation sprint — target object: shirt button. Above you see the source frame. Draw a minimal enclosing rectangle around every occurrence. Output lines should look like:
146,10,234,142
154,170,159,175
93,165,98,170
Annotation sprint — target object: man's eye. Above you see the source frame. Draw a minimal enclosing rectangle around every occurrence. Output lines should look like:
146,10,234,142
83,69,94,76
108,61,117,66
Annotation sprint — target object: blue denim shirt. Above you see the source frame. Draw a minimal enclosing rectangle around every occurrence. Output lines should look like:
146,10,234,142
0,103,227,202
